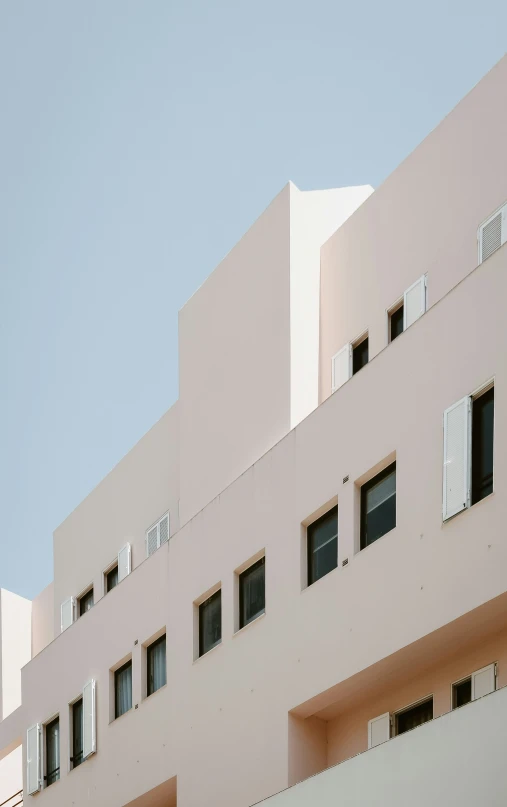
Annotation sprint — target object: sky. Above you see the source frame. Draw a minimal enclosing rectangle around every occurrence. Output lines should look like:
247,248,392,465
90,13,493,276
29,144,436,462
0,1,506,600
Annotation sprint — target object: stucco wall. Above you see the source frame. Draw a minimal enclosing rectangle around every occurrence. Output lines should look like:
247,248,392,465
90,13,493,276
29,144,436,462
31,582,54,657
0,589,31,721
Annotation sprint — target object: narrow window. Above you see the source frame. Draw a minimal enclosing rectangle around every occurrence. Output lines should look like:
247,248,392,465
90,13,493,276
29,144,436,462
239,557,265,628
72,699,83,769
106,565,119,593
471,386,494,505
360,462,396,550
115,660,132,718
147,635,167,696
395,697,433,736
45,717,60,786
389,304,404,342
78,588,94,617
352,336,368,375
452,678,472,709
199,590,221,657
307,506,338,586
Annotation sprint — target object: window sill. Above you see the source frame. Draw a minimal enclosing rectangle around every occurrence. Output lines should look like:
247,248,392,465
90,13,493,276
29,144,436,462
144,683,167,702
193,640,222,665
234,611,265,637
109,707,132,725
358,525,397,554
442,491,495,525
301,564,339,593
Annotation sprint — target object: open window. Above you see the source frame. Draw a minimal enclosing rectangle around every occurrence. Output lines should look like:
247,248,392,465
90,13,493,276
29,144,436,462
388,300,404,342
78,587,94,617
352,334,368,375
452,663,496,709
44,716,60,787
394,697,433,736
331,332,368,392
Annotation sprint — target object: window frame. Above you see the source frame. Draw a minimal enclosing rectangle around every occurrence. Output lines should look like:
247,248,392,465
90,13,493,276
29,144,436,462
78,587,94,617
393,695,433,737
105,563,119,594
451,675,472,710
70,697,83,771
307,505,338,587
360,461,397,551
352,332,369,376
387,298,404,343
198,589,222,658
146,634,167,697
114,659,133,719
239,556,266,629
471,383,494,506
44,715,60,787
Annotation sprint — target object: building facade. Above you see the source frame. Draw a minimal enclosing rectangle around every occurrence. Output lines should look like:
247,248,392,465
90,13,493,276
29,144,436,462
1,54,507,807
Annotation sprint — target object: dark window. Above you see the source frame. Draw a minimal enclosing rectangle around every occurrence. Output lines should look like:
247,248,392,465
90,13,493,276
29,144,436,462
72,699,83,769
307,507,338,586
471,387,494,505
115,660,132,718
106,565,119,593
352,337,368,375
361,463,396,550
199,590,221,657
147,635,167,696
390,305,404,342
45,717,60,786
239,557,265,628
395,697,433,736
452,678,472,709
79,588,94,616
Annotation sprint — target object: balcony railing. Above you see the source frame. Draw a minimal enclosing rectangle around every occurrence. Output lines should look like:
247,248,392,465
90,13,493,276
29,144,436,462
0,791,23,807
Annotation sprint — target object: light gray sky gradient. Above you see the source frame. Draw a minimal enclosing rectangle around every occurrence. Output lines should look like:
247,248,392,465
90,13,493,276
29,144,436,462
1,1,505,599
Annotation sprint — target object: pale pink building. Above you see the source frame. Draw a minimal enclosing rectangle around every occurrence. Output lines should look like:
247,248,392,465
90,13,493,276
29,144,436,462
1,54,507,807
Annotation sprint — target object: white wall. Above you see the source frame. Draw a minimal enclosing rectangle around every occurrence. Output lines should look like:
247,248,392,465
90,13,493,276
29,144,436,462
0,589,31,720
0,747,22,805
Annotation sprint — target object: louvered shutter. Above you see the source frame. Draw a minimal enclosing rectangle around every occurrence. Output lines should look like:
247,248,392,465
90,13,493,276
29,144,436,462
471,664,496,700
61,596,76,633
403,275,427,329
443,396,471,521
118,543,131,582
146,525,158,557
26,723,42,794
83,679,96,759
159,514,169,545
368,712,390,749
479,204,507,264
331,343,352,392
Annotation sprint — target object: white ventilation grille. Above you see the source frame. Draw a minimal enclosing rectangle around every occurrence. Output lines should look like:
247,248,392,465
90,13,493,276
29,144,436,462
331,343,352,393
146,512,170,557
404,275,427,329
26,723,41,794
118,543,131,582
83,679,96,759
443,396,471,521
479,204,507,264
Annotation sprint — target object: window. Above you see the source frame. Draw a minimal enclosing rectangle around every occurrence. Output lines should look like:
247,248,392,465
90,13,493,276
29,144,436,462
45,717,60,786
307,507,338,586
146,513,170,557
389,304,404,342
199,590,221,657
360,462,396,550
106,565,118,593
452,664,496,708
452,678,472,709
239,557,265,628
115,660,132,718
78,588,93,617
395,697,433,736
71,699,83,769
471,387,494,505
352,336,368,375
147,635,167,696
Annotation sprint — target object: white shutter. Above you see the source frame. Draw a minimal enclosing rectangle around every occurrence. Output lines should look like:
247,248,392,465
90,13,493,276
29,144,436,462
61,596,76,633
403,275,427,329
368,712,390,749
159,514,169,545
83,679,96,759
26,723,42,794
479,204,507,264
471,663,496,700
331,343,352,392
118,543,131,582
443,396,471,521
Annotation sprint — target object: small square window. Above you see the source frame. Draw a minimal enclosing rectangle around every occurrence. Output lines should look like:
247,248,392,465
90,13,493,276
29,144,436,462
71,699,83,769
360,462,396,550
395,697,433,736
199,590,221,657
45,717,60,786
147,635,167,696
471,386,494,505
389,304,404,342
115,660,132,718
452,678,472,709
307,506,338,586
78,588,94,617
352,336,368,375
239,558,265,628
106,565,119,593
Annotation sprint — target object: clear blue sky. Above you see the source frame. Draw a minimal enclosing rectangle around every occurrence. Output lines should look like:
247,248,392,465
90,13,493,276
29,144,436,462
1,1,505,599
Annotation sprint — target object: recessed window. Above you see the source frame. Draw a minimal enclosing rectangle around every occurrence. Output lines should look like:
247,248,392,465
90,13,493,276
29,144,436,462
307,506,338,586
239,557,265,628
115,660,132,718
452,678,472,709
147,635,167,696
389,304,404,342
395,697,433,736
199,590,221,657
45,717,60,787
360,462,396,550
71,699,83,769
352,336,368,375
78,588,94,617
471,386,494,505
106,565,118,593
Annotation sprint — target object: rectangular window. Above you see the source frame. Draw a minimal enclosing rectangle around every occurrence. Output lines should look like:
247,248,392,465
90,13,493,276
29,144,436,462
106,565,118,593
147,635,167,696
352,336,368,375
115,660,132,718
72,699,83,769
471,386,494,505
389,304,404,342
199,590,221,657
307,506,338,586
395,697,433,736
360,462,396,550
239,557,265,628
45,717,60,786
452,678,472,709
79,588,94,617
